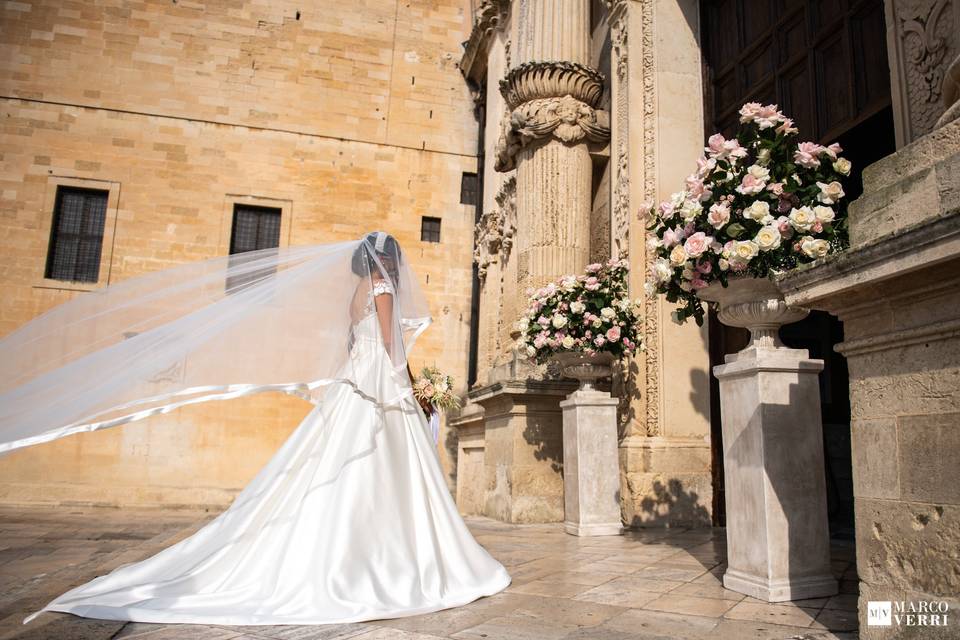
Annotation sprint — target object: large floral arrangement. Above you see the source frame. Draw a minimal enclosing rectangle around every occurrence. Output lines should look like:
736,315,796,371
642,103,853,325
516,258,643,364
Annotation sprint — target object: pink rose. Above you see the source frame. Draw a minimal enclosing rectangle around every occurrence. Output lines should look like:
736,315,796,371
683,231,714,258
585,277,601,291
662,228,681,248
707,202,731,229
775,118,798,135
776,216,795,239
766,182,785,195
823,142,843,160
706,133,727,156
586,263,602,272
794,141,823,169
594,336,606,347
695,155,717,178
696,260,713,274
691,278,708,290
755,104,782,129
736,173,765,195
738,102,762,123
606,326,621,342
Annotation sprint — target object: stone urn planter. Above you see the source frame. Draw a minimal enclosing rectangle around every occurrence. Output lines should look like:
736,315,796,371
552,350,615,391
696,276,809,353
697,276,837,602
552,350,622,537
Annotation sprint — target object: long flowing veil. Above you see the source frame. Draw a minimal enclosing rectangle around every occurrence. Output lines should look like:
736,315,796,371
0,232,431,454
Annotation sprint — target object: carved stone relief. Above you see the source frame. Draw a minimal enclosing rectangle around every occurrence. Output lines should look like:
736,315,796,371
892,0,958,140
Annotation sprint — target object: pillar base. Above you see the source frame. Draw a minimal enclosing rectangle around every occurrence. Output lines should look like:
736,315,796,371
723,568,838,603
560,388,623,537
564,521,623,536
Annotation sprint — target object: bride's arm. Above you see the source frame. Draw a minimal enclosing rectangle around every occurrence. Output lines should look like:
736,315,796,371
373,288,394,355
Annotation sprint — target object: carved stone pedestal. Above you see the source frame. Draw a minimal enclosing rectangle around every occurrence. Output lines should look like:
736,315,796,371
560,388,623,536
701,278,837,601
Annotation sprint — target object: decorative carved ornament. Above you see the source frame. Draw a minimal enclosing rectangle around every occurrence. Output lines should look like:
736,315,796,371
637,0,661,437
895,0,957,138
473,176,517,284
935,54,960,127
495,62,611,171
460,0,510,83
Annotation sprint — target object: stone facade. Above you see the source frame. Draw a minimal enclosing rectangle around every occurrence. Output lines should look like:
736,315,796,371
778,117,960,636
458,0,713,528
0,0,479,506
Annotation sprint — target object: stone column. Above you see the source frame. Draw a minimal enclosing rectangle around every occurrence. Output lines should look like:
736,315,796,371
496,0,609,290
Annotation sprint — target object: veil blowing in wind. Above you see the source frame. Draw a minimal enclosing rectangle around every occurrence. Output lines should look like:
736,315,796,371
0,231,511,625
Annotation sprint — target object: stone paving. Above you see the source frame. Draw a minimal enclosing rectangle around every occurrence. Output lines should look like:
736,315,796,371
0,506,858,640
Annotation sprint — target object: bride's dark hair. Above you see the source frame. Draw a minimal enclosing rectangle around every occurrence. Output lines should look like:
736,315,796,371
352,231,401,286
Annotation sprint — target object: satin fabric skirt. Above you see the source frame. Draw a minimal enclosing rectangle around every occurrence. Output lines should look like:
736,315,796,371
29,344,510,624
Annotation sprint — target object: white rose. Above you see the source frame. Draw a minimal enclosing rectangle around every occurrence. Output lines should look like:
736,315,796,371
679,200,703,222
746,164,770,182
570,300,586,314
832,158,852,176
646,235,662,251
560,275,577,291
788,206,816,232
757,148,771,166
669,244,688,266
592,319,603,328
526,345,537,357
561,336,576,349
800,236,830,258
650,258,673,284
718,258,730,271
813,205,835,223
816,181,845,204
754,225,782,252
744,200,773,223
733,240,759,261
601,307,616,319
551,314,568,329
517,318,529,332
644,281,657,298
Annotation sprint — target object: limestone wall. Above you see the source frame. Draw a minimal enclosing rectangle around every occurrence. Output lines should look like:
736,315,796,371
0,0,478,505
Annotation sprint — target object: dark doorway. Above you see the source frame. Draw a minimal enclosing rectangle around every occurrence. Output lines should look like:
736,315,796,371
700,0,895,537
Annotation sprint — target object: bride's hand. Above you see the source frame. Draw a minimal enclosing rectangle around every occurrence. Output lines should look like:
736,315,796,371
417,396,434,417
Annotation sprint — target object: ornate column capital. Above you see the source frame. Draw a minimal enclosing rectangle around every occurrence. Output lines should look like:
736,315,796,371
495,61,610,172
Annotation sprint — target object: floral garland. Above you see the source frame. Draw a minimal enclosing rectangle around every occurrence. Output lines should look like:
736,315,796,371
516,259,643,363
641,103,853,325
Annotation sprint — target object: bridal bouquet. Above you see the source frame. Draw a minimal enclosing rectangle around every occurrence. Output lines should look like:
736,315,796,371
516,258,643,364
412,366,461,412
641,103,852,325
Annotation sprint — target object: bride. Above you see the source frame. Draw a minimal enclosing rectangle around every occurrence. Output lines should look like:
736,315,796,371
0,231,511,625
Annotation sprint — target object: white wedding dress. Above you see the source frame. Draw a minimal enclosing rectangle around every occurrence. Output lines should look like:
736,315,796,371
27,281,511,625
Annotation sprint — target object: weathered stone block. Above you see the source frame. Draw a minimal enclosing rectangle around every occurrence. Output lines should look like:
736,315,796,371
850,418,900,500
898,413,960,505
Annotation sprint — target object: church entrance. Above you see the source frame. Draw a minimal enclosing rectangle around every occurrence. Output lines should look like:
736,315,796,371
700,0,896,537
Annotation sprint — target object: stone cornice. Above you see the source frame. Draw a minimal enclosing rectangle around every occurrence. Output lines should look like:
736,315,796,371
499,60,605,110
460,0,510,84
776,212,960,311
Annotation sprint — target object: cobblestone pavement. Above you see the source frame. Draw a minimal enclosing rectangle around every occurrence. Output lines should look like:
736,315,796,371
0,506,858,640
